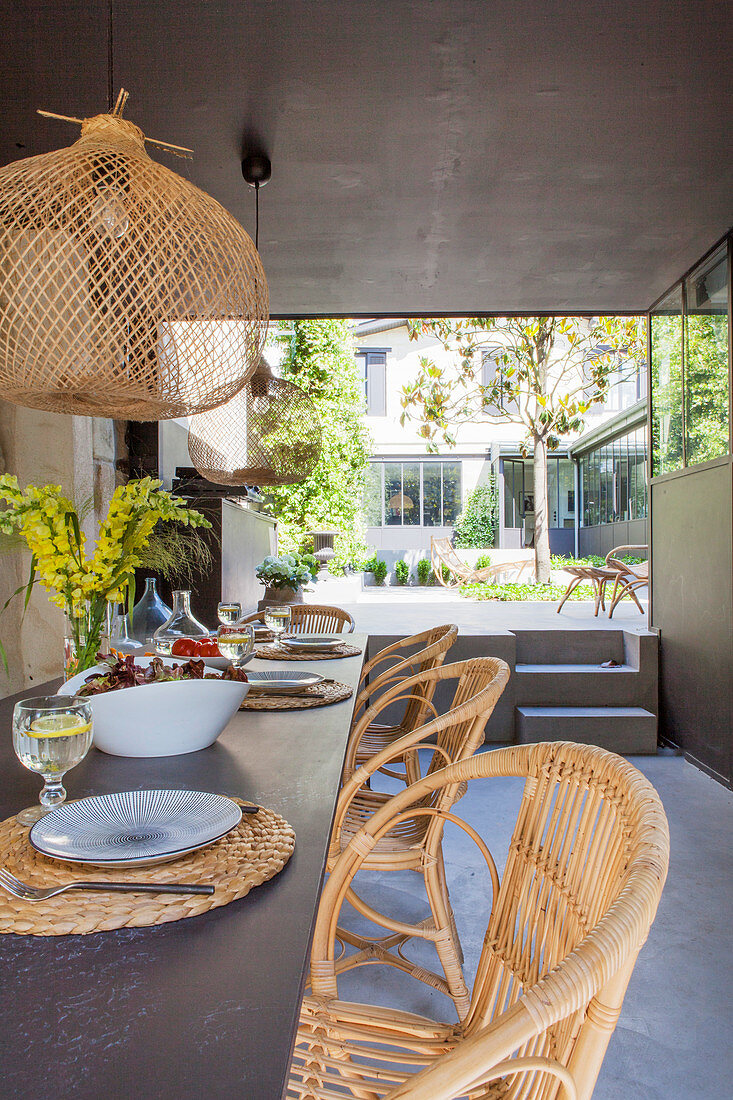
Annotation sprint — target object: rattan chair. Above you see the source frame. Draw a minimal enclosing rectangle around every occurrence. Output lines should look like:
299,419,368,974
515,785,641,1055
331,657,511,1018
604,545,649,619
348,625,459,780
288,742,669,1100
431,537,532,588
238,603,355,633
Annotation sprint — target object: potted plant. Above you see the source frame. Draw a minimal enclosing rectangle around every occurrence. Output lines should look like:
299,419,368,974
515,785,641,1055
255,553,313,609
394,559,409,586
416,558,433,586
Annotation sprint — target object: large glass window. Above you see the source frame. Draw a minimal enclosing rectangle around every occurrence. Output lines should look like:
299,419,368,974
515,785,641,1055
650,285,684,475
442,462,462,525
650,235,731,476
578,426,647,526
684,246,730,466
365,460,463,527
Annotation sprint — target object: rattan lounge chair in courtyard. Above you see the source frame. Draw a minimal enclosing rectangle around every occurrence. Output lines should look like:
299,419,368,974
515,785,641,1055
430,536,532,588
288,742,669,1100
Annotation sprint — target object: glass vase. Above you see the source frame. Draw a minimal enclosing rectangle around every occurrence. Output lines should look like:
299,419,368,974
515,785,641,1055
130,577,172,645
153,590,209,655
63,600,110,680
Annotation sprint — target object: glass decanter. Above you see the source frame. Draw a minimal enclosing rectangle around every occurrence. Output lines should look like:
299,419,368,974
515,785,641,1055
108,604,145,656
131,577,173,644
153,590,209,655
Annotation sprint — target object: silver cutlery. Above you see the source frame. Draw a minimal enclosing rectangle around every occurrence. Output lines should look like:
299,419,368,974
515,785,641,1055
0,866,215,902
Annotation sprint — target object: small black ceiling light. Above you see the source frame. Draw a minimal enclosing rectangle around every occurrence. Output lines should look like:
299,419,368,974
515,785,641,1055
242,152,271,250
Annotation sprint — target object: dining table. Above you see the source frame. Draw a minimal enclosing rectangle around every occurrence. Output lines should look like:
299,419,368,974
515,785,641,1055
0,633,367,1100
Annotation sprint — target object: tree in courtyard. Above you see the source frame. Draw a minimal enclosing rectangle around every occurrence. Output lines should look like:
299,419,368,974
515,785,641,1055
267,320,372,564
401,316,646,583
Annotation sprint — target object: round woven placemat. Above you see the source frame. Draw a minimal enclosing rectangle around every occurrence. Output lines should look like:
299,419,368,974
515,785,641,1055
255,642,362,661
0,800,294,937
240,680,353,711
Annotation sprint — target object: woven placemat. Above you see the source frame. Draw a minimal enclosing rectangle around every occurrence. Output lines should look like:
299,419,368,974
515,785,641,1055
240,680,353,711
0,800,294,937
255,642,362,661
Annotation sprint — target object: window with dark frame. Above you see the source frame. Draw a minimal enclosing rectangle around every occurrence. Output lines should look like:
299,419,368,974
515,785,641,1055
363,460,463,527
355,349,388,416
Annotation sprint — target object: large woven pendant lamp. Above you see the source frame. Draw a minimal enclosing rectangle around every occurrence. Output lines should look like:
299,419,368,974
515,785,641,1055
188,358,322,487
0,92,268,419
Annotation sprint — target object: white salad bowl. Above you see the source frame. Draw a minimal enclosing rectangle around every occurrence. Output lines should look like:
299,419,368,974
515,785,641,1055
58,656,249,758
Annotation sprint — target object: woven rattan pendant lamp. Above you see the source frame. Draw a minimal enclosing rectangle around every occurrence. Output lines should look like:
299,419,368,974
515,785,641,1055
188,357,322,486
0,91,268,419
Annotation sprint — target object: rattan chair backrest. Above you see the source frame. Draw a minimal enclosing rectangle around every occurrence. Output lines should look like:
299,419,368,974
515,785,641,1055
352,624,458,732
314,742,669,1100
239,603,355,634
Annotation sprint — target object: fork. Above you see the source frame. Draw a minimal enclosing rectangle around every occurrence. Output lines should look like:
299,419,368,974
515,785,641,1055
0,867,214,901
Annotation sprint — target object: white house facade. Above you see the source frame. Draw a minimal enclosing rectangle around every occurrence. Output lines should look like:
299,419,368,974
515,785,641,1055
354,318,647,559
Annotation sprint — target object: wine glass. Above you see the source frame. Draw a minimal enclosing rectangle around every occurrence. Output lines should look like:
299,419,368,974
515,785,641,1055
12,696,93,826
264,605,292,644
216,624,255,669
217,601,242,627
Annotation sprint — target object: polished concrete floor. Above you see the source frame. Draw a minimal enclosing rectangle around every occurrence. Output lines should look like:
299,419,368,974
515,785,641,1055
335,749,732,1099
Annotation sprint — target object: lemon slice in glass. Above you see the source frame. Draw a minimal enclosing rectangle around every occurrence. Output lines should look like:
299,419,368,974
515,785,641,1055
28,713,92,738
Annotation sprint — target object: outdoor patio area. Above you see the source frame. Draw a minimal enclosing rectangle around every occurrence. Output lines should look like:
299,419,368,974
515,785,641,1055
306,574,650,635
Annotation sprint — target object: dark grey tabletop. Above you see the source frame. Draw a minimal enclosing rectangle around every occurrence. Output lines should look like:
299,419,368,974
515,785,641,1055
0,636,366,1100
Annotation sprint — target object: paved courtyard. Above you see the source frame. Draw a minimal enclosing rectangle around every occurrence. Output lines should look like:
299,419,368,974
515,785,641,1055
307,572,651,635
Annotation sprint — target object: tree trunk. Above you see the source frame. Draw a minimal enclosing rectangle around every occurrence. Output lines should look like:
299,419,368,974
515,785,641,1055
533,435,551,584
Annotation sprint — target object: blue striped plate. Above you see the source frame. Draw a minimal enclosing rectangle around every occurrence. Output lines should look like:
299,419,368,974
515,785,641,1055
29,790,242,867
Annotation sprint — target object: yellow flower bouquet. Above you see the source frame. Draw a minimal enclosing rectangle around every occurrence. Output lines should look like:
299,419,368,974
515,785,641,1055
0,475,210,676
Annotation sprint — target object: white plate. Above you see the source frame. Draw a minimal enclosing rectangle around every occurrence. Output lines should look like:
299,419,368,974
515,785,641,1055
280,636,341,652
246,670,324,694
29,789,242,867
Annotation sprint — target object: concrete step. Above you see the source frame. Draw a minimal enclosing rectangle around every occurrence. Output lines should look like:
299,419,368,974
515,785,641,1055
516,706,657,754
514,663,643,707
512,629,626,665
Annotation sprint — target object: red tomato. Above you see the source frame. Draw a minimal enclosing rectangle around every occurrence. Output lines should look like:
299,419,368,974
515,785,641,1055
171,638,199,657
197,639,221,657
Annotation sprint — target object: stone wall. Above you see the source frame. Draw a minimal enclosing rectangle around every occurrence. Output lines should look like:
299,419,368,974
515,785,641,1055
0,400,125,698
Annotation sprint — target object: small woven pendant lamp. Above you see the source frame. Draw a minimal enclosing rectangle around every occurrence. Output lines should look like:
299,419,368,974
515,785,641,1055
188,358,322,486
0,91,268,419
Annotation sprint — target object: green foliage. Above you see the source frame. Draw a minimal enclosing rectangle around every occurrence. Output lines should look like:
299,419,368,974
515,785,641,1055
651,309,729,472
363,554,388,585
416,558,432,585
394,559,409,586
461,580,595,602
475,553,492,569
453,480,498,548
551,553,644,569
441,563,452,585
266,321,372,564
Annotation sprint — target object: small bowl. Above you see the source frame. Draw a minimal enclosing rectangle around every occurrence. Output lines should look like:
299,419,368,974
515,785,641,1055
58,656,249,758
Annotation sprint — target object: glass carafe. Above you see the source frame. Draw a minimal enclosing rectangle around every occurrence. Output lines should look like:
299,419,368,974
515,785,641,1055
153,590,209,655
108,604,145,656
131,578,172,645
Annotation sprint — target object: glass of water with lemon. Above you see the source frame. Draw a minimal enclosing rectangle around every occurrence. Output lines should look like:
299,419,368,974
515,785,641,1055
264,605,292,643
12,697,93,825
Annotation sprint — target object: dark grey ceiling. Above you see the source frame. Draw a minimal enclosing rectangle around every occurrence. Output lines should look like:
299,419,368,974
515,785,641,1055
1,1,731,315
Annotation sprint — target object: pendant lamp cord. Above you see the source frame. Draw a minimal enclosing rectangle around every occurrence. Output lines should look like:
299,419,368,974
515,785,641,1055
255,182,260,251
107,0,114,112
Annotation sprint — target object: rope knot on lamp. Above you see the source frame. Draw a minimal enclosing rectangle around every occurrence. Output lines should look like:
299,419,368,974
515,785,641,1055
0,92,268,419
